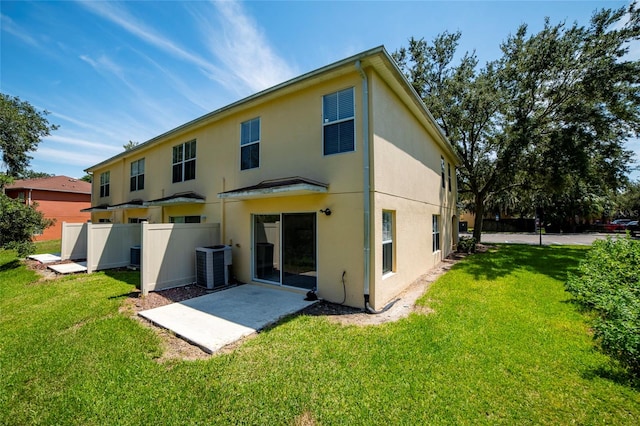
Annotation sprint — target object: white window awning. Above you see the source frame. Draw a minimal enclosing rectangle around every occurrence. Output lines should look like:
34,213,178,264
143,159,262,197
218,177,328,200
107,199,146,210
144,192,206,206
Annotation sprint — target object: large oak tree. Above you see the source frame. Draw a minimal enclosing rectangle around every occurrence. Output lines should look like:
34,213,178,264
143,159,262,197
394,5,640,240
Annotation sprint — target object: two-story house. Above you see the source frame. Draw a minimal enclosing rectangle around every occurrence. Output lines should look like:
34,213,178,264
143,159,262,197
84,46,460,310
5,175,91,241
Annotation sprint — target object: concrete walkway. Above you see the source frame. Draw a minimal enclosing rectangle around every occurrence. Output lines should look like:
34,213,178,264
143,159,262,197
139,284,317,354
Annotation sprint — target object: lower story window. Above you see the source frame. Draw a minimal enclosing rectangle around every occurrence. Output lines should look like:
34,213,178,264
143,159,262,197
432,215,440,252
382,210,394,274
169,216,201,223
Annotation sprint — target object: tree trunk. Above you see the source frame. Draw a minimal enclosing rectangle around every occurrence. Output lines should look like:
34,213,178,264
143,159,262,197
473,194,485,242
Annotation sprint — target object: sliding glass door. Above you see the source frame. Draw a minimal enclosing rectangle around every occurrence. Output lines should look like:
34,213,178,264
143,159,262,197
253,213,317,290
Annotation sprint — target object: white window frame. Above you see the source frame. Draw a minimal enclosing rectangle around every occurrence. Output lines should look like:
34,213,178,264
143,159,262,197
99,171,110,198
240,117,260,170
322,87,355,155
382,210,394,275
172,140,196,183
433,215,441,253
130,158,145,192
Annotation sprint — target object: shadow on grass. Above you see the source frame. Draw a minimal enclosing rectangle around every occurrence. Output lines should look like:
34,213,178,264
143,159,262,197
104,269,140,287
0,259,21,272
463,244,587,282
583,364,640,391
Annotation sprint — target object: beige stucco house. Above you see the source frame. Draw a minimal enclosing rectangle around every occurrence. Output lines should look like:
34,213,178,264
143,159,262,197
84,46,460,310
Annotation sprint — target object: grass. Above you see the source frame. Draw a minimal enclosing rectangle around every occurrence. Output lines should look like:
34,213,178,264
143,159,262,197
1,243,639,424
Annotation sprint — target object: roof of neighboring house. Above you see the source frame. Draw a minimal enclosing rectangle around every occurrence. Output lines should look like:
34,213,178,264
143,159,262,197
5,176,91,194
85,46,461,173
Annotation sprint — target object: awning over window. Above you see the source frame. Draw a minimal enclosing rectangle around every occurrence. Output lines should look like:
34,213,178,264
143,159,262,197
218,177,328,200
144,192,206,206
80,204,110,212
107,199,146,210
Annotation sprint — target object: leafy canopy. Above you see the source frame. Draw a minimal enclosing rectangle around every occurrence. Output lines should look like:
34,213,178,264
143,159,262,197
0,93,58,179
394,5,640,239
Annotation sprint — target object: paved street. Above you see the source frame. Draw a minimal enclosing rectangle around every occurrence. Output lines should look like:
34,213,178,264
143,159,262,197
472,232,626,246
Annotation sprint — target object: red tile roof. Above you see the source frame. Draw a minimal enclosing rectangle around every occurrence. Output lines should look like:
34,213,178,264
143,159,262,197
5,176,91,194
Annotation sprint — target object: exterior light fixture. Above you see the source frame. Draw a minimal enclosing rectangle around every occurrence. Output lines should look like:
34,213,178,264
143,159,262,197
320,208,332,216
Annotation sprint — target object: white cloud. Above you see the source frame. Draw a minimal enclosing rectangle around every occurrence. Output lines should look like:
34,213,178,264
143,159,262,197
205,0,297,92
34,147,110,168
77,0,225,82
0,14,39,47
44,135,121,153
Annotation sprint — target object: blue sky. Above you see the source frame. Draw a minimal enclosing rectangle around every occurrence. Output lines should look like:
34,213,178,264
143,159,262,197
1,0,638,180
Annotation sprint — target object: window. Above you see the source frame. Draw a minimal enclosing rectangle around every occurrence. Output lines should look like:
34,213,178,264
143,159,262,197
172,140,196,183
128,218,144,223
432,215,441,252
241,118,260,170
169,216,201,223
448,162,452,192
130,158,145,191
382,210,394,274
323,87,355,155
441,156,446,189
99,171,110,198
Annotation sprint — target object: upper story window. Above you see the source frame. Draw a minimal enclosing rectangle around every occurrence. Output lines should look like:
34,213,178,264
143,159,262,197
448,162,452,192
99,171,110,198
172,140,196,183
241,117,260,170
441,156,446,189
130,158,145,191
323,87,355,155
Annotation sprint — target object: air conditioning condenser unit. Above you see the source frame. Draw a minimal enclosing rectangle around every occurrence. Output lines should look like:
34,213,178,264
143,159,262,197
195,245,232,289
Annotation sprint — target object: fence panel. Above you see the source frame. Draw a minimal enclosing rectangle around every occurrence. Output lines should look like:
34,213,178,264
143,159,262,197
141,223,221,294
61,222,88,260
86,223,141,273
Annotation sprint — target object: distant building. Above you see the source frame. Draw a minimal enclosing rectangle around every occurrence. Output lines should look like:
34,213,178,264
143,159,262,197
5,176,91,241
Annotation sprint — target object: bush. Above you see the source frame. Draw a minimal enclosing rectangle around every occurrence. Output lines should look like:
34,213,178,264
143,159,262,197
0,193,52,256
457,236,477,253
566,236,640,375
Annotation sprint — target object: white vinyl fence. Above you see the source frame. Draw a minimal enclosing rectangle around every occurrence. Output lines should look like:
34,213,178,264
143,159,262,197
61,222,221,294
140,222,220,294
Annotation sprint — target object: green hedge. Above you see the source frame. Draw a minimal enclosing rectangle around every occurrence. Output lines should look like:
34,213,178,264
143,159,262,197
566,236,640,375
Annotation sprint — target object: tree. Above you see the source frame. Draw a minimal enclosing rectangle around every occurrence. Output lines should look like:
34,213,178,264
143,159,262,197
0,94,57,254
123,140,139,151
0,93,58,178
0,193,53,256
394,5,640,240
80,174,92,183
20,170,54,180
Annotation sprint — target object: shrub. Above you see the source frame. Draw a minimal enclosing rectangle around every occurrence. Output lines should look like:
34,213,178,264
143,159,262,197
0,193,53,256
566,236,640,375
457,236,477,253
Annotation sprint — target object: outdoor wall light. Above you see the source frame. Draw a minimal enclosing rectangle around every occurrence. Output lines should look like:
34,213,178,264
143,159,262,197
320,208,332,216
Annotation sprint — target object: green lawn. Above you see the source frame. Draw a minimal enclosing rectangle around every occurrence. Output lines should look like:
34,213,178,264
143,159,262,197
1,244,638,425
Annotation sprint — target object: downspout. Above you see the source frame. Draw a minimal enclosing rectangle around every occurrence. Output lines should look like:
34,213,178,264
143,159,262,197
355,60,375,313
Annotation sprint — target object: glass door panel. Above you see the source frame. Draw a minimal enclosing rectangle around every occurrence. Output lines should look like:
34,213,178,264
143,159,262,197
253,214,281,283
282,213,317,290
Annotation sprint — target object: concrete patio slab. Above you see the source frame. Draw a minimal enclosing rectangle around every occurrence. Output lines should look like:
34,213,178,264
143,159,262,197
139,284,317,353
28,253,62,263
48,261,87,274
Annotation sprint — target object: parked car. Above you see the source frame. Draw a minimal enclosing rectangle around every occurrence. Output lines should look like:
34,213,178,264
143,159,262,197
626,220,639,237
604,219,632,232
